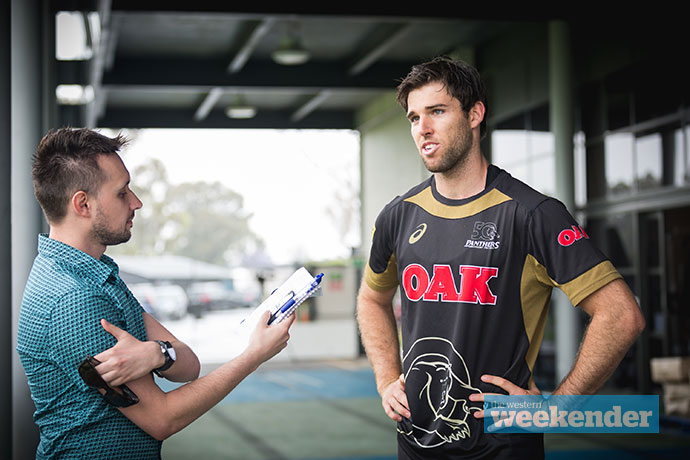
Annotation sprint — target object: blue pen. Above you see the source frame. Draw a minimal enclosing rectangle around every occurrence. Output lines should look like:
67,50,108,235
269,291,295,324
278,297,296,314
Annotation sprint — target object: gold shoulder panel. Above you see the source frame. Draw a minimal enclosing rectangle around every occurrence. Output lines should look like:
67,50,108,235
520,254,554,372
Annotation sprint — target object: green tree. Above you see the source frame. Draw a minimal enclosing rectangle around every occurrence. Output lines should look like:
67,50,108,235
110,158,262,266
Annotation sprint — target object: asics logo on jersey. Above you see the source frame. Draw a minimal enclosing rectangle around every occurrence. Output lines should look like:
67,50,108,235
409,223,428,244
558,225,589,247
402,263,499,305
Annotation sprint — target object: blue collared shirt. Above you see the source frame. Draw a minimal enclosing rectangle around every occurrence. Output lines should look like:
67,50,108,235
17,234,161,459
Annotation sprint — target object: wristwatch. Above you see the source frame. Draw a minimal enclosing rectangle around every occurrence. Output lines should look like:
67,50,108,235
153,340,176,377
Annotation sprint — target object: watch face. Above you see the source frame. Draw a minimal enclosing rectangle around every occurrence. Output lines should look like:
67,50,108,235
168,346,176,361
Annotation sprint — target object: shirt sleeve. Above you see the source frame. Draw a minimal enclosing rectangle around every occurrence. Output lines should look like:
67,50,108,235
527,198,622,306
48,289,127,391
365,206,399,292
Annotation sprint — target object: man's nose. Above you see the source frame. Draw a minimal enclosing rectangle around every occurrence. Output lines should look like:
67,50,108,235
131,192,143,210
418,115,433,135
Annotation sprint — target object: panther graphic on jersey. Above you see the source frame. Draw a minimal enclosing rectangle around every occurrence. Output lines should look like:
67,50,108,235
397,337,482,449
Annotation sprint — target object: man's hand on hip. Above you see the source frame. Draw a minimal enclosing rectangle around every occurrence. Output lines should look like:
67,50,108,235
381,374,410,422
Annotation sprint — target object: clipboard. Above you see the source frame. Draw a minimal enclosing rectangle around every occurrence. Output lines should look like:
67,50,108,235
240,267,323,331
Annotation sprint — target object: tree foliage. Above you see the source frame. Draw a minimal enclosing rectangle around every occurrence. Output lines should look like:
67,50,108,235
109,158,262,266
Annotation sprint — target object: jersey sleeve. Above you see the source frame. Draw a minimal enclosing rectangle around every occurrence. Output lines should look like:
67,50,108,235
527,198,622,306
364,206,399,292
48,289,127,391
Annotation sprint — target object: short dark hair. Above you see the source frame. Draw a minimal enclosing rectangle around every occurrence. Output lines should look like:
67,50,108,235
396,56,488,138
31,128,128,223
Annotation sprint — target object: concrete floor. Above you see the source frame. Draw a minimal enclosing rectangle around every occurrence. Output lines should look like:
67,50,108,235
156,358,690,460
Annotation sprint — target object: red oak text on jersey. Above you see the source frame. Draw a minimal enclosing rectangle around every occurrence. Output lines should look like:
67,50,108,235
402,263,499,305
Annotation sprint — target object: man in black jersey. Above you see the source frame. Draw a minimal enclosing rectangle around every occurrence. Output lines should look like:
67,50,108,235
356,57,645,459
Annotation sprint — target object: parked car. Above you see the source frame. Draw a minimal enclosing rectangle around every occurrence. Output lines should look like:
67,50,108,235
129,283,189,321
186,281,250,317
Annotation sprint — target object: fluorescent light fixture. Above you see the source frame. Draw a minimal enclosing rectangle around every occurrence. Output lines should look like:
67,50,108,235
271,31,310,65
56,84,95,105
56,11,100,60
224,105,257,119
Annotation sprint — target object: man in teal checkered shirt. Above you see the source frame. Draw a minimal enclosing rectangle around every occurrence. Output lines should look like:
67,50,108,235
17,128,295,459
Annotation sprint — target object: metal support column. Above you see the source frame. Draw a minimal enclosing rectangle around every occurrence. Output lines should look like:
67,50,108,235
1,0,13,452
11,0,46,457
549,21,580,386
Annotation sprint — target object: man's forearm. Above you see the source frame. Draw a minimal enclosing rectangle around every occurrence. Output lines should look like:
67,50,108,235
158,351,260,437
157,339,200,383
143,312,200,382
119,310,292,440
553,282,644,395
356,291,402,394
122,349,261,440
553,318,624,395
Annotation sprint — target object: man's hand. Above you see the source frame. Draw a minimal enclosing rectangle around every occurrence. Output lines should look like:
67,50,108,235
94,319,161,387
243,310,295,365
469,375,541,419
380,374,410,422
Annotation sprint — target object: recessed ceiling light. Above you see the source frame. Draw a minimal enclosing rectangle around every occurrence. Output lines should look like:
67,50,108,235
225,105,257,119
56,84,94,105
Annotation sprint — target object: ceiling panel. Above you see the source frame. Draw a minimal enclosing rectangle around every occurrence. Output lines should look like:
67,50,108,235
114,13,248,57
52,4,520,129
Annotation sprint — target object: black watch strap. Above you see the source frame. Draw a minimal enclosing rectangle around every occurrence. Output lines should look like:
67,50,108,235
153,340,174,377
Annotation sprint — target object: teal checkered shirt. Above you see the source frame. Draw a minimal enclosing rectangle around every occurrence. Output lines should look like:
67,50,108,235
17,234,161,459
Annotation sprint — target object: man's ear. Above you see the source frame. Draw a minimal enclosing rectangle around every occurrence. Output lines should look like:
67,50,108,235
71,191,92,218
468,101,486,129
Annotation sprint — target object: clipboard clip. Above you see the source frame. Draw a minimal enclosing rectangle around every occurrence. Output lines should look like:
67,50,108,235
269,291,296,324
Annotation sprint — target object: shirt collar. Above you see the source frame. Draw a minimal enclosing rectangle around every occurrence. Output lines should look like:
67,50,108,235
37,233,120,285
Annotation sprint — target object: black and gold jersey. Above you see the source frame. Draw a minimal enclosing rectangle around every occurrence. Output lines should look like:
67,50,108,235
365,165,621,459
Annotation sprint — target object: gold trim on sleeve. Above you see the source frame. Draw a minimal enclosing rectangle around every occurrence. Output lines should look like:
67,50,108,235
364,254,399,292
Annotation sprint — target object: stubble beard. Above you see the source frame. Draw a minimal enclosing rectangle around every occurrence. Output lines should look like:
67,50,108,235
422,124,474,176
91,209,133,247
